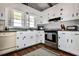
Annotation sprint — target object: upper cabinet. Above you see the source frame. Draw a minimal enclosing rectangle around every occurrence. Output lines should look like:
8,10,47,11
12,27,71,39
60,4,75,21
42,3,79,22
36,15,49,25
0,7,5,20
56,3,79,21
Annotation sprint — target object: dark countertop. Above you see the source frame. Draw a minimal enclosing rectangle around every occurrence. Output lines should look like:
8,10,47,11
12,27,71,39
0,30,44,32
0,31,17,32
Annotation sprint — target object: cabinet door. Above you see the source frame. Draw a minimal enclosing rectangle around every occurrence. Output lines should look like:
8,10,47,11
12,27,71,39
0,7,5,20
58,32,68,51
23,31,33,47
35,31,42,44
39,31,45,43
70,32,79,55
16,32,25,50
30,31,36,45
61,4,75,21
73,4,79,20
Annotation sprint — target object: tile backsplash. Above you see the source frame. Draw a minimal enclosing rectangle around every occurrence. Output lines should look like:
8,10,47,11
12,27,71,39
44,20,79,30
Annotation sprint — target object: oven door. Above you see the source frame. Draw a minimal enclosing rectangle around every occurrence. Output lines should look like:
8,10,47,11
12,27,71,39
45,32,57,43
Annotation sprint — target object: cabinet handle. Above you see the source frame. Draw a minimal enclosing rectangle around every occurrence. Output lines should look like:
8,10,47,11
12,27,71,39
24,44,26,46
23,36,26,40
72,13,74,17
17,46,19,48
75,34,79,35
58,37,60,39
17,37,19,39
60,13,62,15
67,39,69,42
40,34,42,36
58,45,60,47
20,33,22,34
71,39,73,43
1,13,3,17
60,8,63,11
62,33,65,34
31,36,33,38
76,12,78,16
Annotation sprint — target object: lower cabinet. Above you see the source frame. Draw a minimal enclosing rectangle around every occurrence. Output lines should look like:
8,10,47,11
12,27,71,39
58,31,79,55
36,31,45,44
16,30,45,50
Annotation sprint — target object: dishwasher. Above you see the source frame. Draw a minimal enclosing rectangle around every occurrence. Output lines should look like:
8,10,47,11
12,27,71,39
0,32,16,55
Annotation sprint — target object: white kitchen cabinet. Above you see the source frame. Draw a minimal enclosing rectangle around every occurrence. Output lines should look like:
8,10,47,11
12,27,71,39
16,30,45,50
0,32,16,55
68,32,79,55
59,4,79,21
16,31,25,50
35,31,45,44
58,32,68,51
58,31,79,55
37,15,49,25
42,4,79,21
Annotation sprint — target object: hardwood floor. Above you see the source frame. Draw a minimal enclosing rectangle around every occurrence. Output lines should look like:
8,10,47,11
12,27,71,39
2,44,75,56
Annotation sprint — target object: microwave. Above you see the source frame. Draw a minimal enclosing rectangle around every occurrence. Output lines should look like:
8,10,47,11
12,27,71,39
66,26,78,31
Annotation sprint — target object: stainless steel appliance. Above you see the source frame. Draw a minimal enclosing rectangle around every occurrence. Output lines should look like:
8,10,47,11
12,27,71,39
45,30,58,49
66,25,78,31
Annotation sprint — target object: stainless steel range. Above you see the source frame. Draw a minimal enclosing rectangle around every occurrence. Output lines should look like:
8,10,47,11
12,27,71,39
45,30,58,49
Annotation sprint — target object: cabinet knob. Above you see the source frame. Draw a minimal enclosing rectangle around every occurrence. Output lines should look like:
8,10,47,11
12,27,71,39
40,34,42,36
58,37,60,39
75,34,79,35
24,44,26,46
76,12,78,16
60,8,63,11
17,37,19,39
71,39,73,43
1,13,3,17
20,33,22,34
72,13,74,17
60,13,62,15
31,36,33,38
58,45,60,47
67,39,69,42
62,33,65,34
17,46,19,48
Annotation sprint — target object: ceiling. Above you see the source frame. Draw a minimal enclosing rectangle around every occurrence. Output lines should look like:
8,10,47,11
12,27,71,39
22,3,58,11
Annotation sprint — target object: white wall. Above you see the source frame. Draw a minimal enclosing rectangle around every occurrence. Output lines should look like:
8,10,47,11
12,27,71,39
44,20,79,30
0,3,42,27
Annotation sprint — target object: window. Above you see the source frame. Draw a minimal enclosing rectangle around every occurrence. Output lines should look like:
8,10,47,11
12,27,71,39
13,10,22,27
29,15,35,28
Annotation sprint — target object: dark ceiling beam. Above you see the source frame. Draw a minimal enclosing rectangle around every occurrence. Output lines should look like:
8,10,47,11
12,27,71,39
22,3,28,6
48,3,53,7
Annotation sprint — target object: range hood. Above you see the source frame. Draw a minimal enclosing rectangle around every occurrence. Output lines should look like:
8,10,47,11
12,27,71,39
48,17,61,22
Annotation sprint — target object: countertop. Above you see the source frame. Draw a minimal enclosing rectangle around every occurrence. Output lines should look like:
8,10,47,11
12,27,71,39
0,30,44,32
0,31,17,32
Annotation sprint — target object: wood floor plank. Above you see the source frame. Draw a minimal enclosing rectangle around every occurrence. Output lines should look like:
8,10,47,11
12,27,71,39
2,44,74,56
